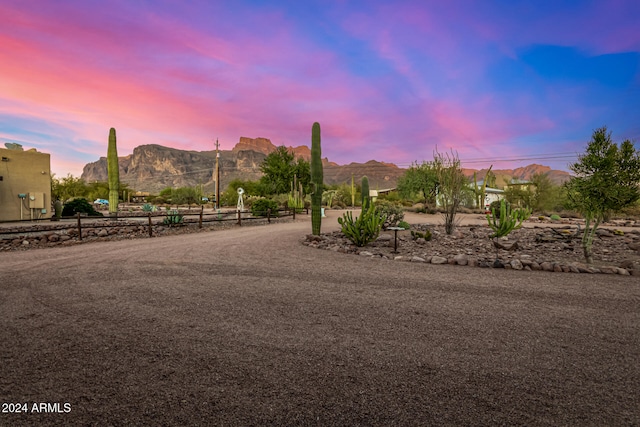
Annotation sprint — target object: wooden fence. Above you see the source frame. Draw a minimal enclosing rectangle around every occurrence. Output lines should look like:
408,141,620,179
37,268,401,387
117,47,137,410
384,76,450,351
0,207,309,241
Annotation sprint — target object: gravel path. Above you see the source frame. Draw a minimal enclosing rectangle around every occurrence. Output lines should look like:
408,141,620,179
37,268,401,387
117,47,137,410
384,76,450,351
1,211,639,426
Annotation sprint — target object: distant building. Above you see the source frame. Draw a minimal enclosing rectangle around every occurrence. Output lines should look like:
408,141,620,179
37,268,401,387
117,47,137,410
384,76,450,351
0,145,52,222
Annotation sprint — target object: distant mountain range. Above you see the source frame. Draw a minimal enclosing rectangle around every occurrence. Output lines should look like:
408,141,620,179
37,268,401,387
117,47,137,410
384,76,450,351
81,137,571,194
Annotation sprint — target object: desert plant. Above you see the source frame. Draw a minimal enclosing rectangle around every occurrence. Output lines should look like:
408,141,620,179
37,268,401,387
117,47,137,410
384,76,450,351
142,203,156,212
251,198,279,217
107,128,119,216
163,209,183,226
489,200,503,218
311,122,323,235
486,199,531,239
337,205,386,247
411,229,432,241
53,199,63,220
473,165,493,209
61,198,103,217
397,220,411,230
361,176,370,209
550,214,561,221
565,126,640,263
375,199,405,229
433,149,466,234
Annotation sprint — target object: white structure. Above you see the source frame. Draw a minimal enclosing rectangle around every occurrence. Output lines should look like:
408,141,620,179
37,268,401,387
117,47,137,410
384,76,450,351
236,187,245,211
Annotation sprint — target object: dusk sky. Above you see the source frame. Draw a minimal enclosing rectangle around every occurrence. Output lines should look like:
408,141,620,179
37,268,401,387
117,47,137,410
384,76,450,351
1,0,639,177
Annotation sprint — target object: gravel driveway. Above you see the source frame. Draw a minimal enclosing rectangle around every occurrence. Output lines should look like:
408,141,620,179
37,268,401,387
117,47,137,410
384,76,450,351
1,211,639,426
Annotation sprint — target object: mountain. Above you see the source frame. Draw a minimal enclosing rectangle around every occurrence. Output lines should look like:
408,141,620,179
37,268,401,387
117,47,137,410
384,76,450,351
81,137,571,194
462,164,571,187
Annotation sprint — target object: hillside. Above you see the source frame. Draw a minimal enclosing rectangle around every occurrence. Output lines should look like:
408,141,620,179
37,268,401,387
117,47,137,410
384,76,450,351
81,137,571,194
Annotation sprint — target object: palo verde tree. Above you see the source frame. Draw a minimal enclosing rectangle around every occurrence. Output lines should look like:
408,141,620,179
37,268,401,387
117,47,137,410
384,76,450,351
396,161,438,206
259,146,310,195
565,126,640,263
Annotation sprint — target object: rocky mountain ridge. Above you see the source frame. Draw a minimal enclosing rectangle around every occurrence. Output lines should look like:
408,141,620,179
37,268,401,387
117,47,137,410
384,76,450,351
81,137,571,194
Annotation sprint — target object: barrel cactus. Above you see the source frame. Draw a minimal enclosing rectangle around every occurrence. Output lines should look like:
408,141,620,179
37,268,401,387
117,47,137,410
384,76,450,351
311,122,323,235
107,128,119,216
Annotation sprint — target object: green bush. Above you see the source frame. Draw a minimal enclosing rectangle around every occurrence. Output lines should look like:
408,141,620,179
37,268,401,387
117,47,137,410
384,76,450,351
337,205,386,247
550,214,561,221
411,229,432,241
251,198,279,217
61,198,103,217
375,200,405,229
397,220,411,230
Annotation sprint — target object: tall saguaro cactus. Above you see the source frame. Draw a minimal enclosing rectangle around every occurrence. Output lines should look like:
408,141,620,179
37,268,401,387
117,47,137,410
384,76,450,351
107,127,119,216
311,122,323,235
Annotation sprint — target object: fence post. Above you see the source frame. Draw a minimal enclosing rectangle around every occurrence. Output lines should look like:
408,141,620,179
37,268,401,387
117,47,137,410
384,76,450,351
292,206,295,220
199,206,203,229
237,209,242,226
148,213,153,237
77,213,82,241
267,208,271,223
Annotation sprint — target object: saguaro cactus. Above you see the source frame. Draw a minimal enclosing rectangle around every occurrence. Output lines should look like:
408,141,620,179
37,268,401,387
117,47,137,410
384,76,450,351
361,176,370,210
311,122,323,235
107,127,119,216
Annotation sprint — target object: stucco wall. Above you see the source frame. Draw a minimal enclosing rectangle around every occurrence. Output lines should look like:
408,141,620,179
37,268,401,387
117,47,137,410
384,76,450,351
0,148,52,222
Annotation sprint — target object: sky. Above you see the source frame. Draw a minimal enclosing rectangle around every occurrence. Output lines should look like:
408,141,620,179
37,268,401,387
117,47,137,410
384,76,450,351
1,0,639,177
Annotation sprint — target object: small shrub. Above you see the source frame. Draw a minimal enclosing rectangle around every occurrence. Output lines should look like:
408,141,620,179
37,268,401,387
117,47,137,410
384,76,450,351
375,200,405,229
411,229,432,241
62,198,103,217
251,198,279,217
397,220,411,230
550,214,561,221
538,215,546,220
142,203,157,212
337,205,386,247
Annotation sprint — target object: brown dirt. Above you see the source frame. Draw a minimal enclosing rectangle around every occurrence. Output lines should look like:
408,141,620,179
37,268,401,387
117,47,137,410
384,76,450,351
1,211,639,426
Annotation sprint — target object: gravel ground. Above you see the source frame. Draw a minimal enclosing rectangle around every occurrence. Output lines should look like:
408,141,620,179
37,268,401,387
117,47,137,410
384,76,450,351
1,211,639,426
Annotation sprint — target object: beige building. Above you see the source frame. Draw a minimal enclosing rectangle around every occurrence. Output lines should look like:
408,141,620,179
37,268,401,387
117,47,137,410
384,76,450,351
0,146,52,222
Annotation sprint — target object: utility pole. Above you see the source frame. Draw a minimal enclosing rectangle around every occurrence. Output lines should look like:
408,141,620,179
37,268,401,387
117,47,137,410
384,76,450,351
214,138,220,209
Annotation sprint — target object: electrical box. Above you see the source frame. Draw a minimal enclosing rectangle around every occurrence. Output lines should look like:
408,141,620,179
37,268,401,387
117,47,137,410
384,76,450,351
28,192,45,209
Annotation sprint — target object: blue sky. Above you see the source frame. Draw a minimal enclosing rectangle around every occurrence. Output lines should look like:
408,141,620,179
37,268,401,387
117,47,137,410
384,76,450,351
1,0,638,176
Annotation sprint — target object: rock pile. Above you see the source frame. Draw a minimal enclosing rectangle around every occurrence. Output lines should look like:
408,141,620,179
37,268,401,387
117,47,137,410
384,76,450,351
303,223,640,276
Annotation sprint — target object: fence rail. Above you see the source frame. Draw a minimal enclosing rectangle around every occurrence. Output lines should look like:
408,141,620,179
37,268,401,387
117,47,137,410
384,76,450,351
0,207,308,241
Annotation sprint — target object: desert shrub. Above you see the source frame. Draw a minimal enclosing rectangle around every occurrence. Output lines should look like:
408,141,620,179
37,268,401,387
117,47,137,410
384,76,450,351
62,198,103,217
397,220,411,229
550,214,561,221
375,200,404,229
411,229,432,241
332,200,346,209
251,198,279,217
337,205,386,247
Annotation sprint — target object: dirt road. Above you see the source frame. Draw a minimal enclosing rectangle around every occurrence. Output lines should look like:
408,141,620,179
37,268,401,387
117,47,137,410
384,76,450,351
1,212,639,425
